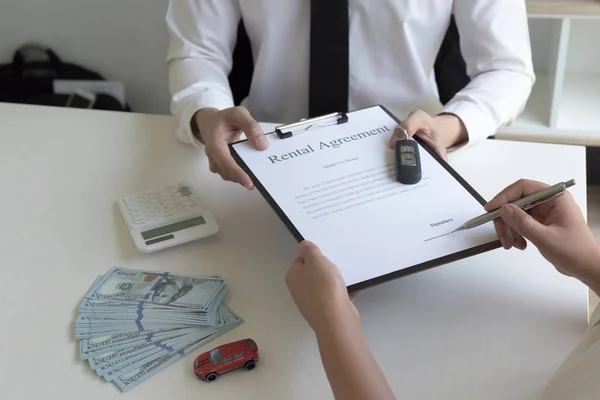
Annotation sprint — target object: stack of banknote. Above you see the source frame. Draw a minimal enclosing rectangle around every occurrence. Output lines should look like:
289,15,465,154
75,267,243,392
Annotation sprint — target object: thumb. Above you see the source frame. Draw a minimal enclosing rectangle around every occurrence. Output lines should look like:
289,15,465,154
499,204,547,246
298,241,322,262
227,108,268,151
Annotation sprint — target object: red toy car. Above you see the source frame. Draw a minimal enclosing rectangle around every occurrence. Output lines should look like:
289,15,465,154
194,339,259,382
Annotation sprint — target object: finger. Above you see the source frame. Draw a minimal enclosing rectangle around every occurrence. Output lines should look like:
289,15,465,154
499,204,548,246
416,132,447,161
492,219,505,247
512,230,528,250
493,218,511,250
208,157,221,174
387,127,409,149
401,110,429,138
297,240,323,263
501,221,515,250
387,111,428,148
227,107,268,151
285,256,304,287
402,110,431,137
485,179,550,212
289,255,304,271
208,140,255,189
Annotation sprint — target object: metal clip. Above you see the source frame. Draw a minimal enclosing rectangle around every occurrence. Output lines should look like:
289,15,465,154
275,112,349,139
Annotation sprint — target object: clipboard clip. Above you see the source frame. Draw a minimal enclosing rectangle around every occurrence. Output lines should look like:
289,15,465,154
275,112,349,139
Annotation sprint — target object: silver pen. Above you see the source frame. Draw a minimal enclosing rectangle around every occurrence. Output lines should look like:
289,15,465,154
428,179,576,240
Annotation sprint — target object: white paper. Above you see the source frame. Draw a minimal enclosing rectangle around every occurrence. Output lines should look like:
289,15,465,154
233,106,498,287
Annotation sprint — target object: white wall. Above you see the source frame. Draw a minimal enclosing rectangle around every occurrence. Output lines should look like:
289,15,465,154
567,19,600,73
528,19,552,72
0,0,171,115
528,18,600,74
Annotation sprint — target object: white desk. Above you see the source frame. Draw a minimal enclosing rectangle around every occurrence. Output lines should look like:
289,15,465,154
0,104,589,400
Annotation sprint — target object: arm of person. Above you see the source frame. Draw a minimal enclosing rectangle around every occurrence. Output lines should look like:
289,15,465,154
286,242,396,400
486,179,600,399
485,180,600,296
447,0,536,146
316,312,395,400
166,0,240,146
388,110,467,161
166,0,267,189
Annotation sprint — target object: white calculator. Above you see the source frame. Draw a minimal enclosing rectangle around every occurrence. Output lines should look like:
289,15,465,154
118,183,219,253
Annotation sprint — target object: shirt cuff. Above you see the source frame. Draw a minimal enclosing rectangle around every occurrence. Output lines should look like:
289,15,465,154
441,101,494,150
174,90,235,148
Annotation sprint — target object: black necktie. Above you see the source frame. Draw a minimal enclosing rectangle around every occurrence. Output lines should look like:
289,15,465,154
309,0,349,118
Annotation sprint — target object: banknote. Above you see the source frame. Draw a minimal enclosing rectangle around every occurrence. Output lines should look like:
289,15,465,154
101,334,203,381
75,320,210,340
85,268,226,311
94,334,195,379
79,328,193,360
76,315,209,326
112,320,242,392
80,298,224,313
102,316,243,382
75,295,227,340
94,306,243,380
90,339,180,374
89,326,224,374
76,269,243,392
76,301,236,334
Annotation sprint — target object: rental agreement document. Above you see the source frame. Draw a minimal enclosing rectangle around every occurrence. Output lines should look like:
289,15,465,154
231,106,499,291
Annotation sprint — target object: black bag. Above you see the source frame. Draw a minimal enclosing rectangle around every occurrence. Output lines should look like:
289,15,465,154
0,44,129,111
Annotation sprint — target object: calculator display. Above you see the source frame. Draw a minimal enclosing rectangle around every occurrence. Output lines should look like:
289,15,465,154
141,216,207,240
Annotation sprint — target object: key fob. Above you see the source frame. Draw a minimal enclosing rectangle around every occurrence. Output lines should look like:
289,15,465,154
395,139,422,185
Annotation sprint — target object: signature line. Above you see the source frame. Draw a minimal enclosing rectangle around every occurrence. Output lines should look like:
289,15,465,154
424,232,454,242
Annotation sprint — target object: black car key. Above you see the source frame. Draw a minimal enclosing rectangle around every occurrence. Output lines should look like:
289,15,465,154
394,127,422,185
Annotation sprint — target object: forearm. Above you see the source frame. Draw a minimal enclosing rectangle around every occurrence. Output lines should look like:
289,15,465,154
567,244,600,328
581,275,600,303
166,0,238,97
166,0,238,144
315,317,395,400
446,0,535,144
578,246,600,301
434,113,468,148
191,107,220,142
441,71,534,143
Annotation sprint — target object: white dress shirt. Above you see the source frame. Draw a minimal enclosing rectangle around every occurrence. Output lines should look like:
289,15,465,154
166,0,535,147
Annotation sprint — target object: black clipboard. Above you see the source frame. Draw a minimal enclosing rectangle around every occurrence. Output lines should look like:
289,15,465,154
230,105,501,293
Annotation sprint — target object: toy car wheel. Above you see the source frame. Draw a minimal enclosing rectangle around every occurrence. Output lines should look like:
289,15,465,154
245,361,257,371
206,373,218,382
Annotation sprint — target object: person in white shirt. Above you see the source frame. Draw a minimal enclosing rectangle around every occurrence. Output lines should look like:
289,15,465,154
166,0,535,189
285,179,600,400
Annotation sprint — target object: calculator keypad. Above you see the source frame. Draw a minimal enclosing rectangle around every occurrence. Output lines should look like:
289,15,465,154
122,183,205,227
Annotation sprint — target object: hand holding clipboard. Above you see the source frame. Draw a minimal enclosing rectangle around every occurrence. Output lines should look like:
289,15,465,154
230,105,500,292
194,107,270,190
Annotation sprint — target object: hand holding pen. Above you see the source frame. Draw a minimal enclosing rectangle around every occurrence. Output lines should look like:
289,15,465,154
482,179,600,291
456,179,576,234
